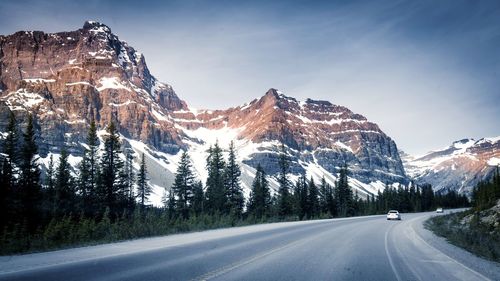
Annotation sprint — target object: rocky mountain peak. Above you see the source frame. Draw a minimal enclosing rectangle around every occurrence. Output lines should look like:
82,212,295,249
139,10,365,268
82,21,112,33
1,23,410,202
402,136,500,194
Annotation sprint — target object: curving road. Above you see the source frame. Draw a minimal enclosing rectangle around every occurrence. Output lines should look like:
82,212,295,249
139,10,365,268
0,210,498,281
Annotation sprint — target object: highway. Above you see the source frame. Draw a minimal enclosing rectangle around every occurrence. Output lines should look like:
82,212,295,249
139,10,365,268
0,210,498,280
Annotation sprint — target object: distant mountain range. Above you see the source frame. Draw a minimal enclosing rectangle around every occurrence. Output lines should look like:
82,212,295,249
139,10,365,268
0,21,497,203
400,137,500,194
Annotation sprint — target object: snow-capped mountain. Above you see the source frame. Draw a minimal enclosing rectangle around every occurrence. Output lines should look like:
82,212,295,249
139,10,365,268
0,22,408,204
401,137,500,194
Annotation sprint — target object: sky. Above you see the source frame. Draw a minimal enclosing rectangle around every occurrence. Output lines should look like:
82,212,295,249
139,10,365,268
0,0,499,155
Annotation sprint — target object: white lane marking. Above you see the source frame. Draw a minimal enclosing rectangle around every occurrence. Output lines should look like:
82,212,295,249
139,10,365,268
410,217,492,281
385,222,402,281
192,237,305,281
193,217,373,281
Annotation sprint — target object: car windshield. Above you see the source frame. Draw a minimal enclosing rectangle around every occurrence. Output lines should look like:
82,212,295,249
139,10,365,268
389,211,398,213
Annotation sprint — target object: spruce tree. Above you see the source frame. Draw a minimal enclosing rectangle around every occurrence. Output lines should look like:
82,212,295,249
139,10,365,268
0,112,18,228
248,164,271,219
98,121,124,214
78,151,90,212
296,175,308,220
18,114,41,232
319,177,330,215
2,111,18,192
46,154,55,190
205,142,226,214
224,141,244,216
4,111,19,168
277,143,292,217
171,151,194,218
136,153,150,209
124,149,135,208
335,164,352,217
308,177,319,219
166,190,176,219
54,148,74,217
86,120,99,205
192,181,204,216
0,158,10,230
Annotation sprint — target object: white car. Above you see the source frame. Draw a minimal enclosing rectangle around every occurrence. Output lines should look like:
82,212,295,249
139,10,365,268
387,210,401,220
436,208,444,213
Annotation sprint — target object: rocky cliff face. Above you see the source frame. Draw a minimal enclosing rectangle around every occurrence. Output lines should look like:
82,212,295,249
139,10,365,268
401,137,500,194
0,22,408,203
0,21,186,155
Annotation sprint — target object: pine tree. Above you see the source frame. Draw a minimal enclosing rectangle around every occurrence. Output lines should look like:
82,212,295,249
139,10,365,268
205,142,226,214
124,149,135,208
54,148,74,217
224,141,244,216
2,111,18,195
192,181,204,216
136,153,150,209
335,164,352,217
98,121,125,215
307,177,319,219
1,112,18,229
166,190,176,219
4,111,19,168
171,151,194,219
247,164,271,219
86,120,99,207
296,175,308,220
78,151,90,212
18,114,42,232
277,143,292,217
46,154,55,190
0,158,10,230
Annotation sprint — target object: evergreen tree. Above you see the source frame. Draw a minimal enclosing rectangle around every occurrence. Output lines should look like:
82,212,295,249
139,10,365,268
77,151,91,212
54,148,74,217
0,158,10,230
420,184,434,211
124,149,135,207
98,121,124,214
192,181,204,216
296,175,308,220
0,112,19,229
18,114,42,232
136,153,150,209
166,190,176,219
307,177,319,219
319,177,335,217
46,154,55,190
224,141,244,216
277,143,292,217
2,111,18,208
335,164,352,217
86,120,99,208
4,111,19,168
247,164,271,219
205,142,226,214
171,151,194,219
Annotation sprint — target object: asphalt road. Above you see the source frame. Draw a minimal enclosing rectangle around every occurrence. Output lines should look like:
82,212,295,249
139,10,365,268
1,210,498,281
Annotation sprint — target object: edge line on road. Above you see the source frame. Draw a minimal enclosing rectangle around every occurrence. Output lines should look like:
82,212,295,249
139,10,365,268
385,222,402,281
410,216,492,281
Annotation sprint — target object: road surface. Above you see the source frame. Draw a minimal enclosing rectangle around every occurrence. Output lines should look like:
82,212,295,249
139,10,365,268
0,210,498,280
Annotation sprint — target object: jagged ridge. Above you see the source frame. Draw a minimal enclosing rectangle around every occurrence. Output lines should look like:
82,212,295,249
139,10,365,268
0,22,409,204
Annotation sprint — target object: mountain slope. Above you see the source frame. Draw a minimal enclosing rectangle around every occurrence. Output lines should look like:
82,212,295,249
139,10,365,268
0,22,408,204
401,137,500,194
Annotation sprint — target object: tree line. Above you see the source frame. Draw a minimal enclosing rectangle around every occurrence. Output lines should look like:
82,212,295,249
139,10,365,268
472,167,500,211
0,112,469,254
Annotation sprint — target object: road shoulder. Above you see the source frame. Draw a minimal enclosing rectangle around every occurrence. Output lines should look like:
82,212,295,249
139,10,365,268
413,212,500,280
